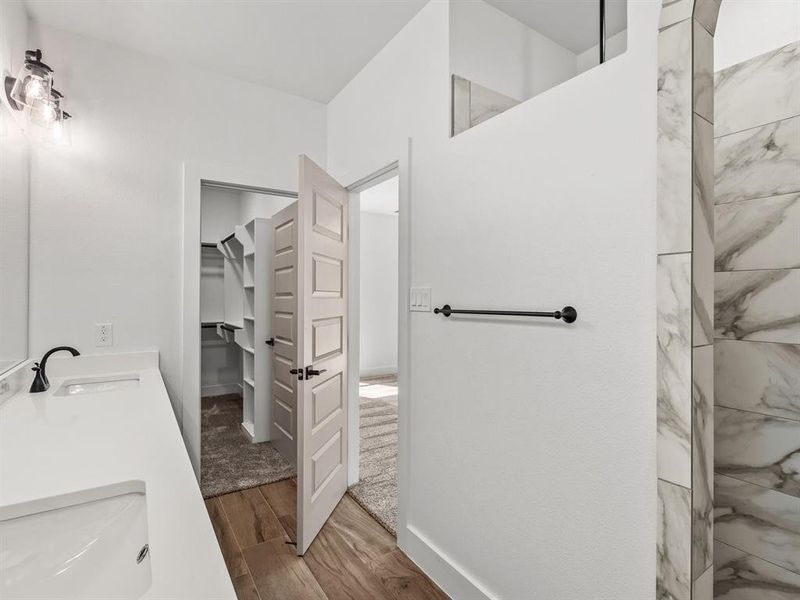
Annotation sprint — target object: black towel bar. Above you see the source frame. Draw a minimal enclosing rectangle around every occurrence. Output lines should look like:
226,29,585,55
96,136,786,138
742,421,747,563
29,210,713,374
433,304,577,323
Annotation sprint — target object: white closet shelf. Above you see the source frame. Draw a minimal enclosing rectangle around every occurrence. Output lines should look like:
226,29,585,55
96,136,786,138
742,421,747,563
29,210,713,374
244,377,255,388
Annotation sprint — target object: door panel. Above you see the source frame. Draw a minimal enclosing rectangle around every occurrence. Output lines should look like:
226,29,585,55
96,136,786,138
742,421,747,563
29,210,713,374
270,203,298,467
296,155,349,555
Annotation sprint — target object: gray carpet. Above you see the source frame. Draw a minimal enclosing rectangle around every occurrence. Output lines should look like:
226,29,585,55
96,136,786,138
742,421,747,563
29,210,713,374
347,375,398,536
200,394,295,499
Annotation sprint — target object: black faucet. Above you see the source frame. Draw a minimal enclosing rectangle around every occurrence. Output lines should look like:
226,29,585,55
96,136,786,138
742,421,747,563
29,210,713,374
30,346,81,393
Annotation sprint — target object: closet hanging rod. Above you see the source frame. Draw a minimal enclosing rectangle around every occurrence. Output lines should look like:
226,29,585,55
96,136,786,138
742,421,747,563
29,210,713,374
201,322,221,329
433,304,577,323
201,242,219,249
220,232,235,244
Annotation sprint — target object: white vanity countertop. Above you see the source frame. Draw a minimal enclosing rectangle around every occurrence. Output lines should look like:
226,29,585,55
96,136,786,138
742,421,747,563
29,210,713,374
0,352,235,599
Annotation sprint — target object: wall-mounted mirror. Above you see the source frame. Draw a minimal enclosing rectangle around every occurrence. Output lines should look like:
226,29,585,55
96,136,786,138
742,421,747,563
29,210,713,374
450,0,628,135
1,53,30,376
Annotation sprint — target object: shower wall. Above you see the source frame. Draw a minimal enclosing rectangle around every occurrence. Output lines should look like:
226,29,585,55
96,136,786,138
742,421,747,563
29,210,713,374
712,40,800,598
656,2,718,598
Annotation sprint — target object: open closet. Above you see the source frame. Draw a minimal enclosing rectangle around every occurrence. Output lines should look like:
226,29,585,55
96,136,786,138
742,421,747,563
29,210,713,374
199,183,298,498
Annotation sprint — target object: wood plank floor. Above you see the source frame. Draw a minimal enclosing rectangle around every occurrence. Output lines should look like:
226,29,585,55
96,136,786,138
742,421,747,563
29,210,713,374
205,479,450,600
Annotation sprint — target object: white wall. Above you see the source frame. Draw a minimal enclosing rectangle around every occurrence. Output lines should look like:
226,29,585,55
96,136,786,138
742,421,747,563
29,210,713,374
715,0,800,69
328,1,658,598
0,0,29,374
359,211,398,376
26,22,326,418
449,0,577,101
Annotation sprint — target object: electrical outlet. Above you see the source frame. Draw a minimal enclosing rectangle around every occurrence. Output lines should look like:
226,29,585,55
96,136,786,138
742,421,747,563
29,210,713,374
409,287,431,312
95,323,113,347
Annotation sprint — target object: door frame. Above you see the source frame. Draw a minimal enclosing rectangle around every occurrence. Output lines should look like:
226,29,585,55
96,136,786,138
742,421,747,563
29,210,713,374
181,161,297,477
344,139,412,538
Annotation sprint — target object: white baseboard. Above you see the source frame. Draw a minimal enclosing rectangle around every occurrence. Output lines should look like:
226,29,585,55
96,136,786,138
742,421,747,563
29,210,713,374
359,365,398,378
398,524,494,600
201,382,243,397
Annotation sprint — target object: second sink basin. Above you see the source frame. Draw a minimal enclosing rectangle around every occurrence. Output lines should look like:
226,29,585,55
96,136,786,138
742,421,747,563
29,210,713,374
0,481,151,598
54,375,140,396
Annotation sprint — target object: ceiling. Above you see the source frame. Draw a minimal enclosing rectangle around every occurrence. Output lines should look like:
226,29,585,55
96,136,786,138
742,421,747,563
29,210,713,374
23,0,427,103
484,0,627,53
360,176,399,215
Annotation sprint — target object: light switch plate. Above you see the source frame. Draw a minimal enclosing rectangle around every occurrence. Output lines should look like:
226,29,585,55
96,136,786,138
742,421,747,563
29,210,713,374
409,287,431,312
95,323,113,347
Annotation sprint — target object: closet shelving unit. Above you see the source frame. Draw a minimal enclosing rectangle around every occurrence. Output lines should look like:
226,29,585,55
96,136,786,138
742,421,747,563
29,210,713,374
218,219,271,443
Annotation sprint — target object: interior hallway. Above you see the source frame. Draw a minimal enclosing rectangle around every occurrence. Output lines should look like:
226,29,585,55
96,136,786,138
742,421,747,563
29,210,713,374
205,478,448,600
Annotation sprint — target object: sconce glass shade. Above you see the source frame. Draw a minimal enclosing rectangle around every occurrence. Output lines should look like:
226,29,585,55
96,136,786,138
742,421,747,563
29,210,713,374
27,88,61,128
9,51,53,109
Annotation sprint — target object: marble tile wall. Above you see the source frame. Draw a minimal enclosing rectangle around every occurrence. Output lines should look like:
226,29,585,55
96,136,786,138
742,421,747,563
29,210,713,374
714,269,800,343
714,474,800,575
715,192,800,271
657,4,721,597
714,540,800,600
712,39,800,598
659,479,693,600
715,41,800,137
714,340,800,420
658,253,693,488
658,18,693,254
714,115,800,205
715,406,800,497
693,114,715,347
692,346,714,578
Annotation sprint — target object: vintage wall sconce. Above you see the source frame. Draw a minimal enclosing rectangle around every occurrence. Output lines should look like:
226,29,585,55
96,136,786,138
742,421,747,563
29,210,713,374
5,49,72,145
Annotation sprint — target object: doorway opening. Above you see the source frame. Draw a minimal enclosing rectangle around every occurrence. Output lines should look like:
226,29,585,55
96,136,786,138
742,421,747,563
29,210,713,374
199,181,297,498
347,174,400,535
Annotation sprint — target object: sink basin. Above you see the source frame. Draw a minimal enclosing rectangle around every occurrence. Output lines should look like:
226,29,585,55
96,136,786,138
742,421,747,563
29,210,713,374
0,481,151,598
54,375,140,396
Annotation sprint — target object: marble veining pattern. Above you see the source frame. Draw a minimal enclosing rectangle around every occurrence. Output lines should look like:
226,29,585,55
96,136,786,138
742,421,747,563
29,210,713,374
715,340,800,421
715,192,800,272
715,269,800,344
714,540,800,600
658,19,692,253
714,474,800,575
715,406,800,498
715,116,800,205
715,41,800,137
694,114,715,346
658,254,692,487
693,21,713,123
692,346,714,577
658,479,692,600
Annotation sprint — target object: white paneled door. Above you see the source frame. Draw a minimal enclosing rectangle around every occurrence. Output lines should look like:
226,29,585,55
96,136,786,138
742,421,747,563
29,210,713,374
295,155,349,556
270,203,298,466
